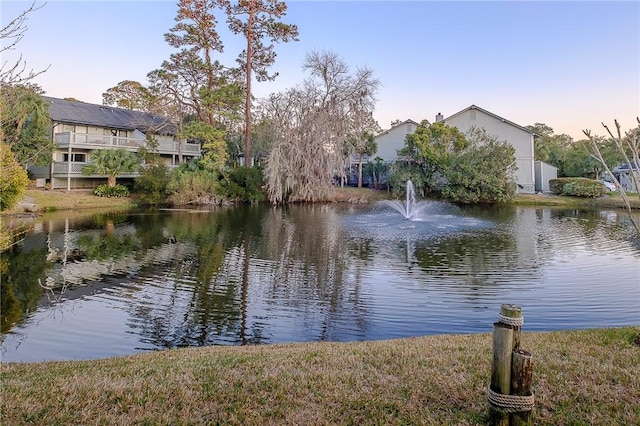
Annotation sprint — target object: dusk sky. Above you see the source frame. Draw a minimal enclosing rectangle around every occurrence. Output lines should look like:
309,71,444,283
2,0,638,139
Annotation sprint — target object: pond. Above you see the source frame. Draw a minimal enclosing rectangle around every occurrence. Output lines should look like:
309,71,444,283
1,201,639,362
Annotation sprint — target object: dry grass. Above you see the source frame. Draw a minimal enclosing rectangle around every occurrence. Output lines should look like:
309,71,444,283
513,193,579,206
2,327,638,425
514,192,640,209
2,189,134,214
330,189,640,210
329,187,392,203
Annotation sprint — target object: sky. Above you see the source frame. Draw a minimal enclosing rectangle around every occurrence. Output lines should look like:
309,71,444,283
2,0,639,139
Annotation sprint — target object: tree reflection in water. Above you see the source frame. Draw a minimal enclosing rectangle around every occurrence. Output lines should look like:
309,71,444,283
1,203,639,361
125,204,367,348
0,246,50,334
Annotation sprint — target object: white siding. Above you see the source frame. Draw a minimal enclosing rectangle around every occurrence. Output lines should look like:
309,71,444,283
155,134,175,144
132,129,176,147
535,161,558,192
132,129,147,140
444,108,535,193
374,122,416,162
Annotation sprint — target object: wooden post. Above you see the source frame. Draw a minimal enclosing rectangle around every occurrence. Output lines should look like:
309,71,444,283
490,322,513,426
501,304,522,350
510,349,533,426
489,304,533,426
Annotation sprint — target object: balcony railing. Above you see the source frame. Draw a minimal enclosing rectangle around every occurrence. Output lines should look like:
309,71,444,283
52,162,183,176
53,162,88,175
54,132,201,155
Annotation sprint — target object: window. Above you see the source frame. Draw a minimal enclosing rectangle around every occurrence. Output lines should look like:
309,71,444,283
104,129,128,137
63,153,86,162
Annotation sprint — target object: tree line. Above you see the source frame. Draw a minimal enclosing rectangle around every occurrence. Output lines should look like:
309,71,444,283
527,122,639,180
2,1,638,211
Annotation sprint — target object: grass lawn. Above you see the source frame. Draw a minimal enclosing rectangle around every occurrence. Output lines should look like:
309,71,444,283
2,327,638,425
513,192,640,209
3,189,134,213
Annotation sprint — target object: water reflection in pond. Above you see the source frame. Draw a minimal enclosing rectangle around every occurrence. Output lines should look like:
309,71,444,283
1,203,639,362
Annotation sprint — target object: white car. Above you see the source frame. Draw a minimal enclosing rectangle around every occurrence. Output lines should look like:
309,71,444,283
599,180,616,191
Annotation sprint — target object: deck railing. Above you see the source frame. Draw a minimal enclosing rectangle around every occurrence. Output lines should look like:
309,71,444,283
54,132,200,155
53,162,88,175
52,162,183,176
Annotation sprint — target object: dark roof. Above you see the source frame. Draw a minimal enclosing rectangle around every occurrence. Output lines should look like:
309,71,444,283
44,96,177,135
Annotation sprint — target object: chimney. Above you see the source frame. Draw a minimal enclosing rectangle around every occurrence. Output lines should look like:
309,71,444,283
435,112,443,122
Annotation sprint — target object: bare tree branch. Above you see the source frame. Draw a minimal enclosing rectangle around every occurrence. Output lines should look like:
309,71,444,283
582,120,640,235
0,1,49,85
261,51,380,203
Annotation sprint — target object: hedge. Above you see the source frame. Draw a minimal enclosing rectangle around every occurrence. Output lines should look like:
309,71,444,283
549,177,605,198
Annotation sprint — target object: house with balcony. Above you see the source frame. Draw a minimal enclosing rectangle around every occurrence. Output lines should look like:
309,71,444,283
30,97,201,190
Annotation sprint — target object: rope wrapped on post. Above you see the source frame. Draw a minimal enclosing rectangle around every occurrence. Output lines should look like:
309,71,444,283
487,386,535,413
498,313,524,327
489,305,534,424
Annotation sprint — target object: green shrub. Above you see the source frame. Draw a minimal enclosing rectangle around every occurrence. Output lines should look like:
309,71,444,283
561,181,604,198
93,184,130,198
442,137,517,204
218,167,266,203
167,168,222,205
133,164,171,205
549,177,604,197
549,178,573,194
0,144,29,211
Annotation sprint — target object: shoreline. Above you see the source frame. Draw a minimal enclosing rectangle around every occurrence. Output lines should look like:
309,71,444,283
2,188,638,251
2,188,639,216
2,327,638,425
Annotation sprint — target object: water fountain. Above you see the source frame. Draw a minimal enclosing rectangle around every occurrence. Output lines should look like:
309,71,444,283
379,179,429,220
343,180,488,240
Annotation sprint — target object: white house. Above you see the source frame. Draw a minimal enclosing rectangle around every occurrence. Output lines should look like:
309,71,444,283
373,119,419,162
29,97,201,190
373,105,536,193
443,105,535,193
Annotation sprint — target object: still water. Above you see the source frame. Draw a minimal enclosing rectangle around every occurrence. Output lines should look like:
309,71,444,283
1,202,639,362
